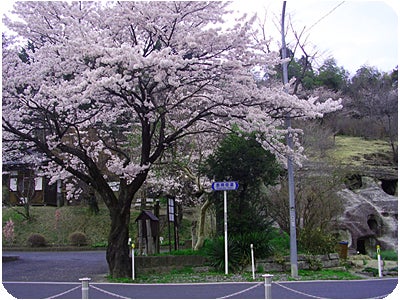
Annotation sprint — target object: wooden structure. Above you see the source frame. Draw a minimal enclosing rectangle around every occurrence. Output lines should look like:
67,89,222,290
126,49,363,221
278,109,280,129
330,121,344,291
135,210,160,255
2,162,61,206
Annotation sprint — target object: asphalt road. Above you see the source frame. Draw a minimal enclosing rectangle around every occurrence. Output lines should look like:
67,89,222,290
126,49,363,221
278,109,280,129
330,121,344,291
3,278,398,299
2,250,108,282
2,251,399,299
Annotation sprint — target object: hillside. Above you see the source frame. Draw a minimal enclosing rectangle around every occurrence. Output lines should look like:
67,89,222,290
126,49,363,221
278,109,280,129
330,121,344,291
327,136,395,168
328,136,397,168
2,204,194,249
2,205,112,248
329,136,397,194
302,135,397,192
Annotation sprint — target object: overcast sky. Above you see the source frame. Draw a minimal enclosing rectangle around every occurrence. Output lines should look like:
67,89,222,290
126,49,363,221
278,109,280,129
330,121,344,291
230,0,399,75
2,1,398,75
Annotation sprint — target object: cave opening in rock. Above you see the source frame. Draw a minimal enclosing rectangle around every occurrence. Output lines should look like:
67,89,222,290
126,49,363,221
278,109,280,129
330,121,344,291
356,238,366,254
356,236,376,255
367,214,379,233
381,179,398,195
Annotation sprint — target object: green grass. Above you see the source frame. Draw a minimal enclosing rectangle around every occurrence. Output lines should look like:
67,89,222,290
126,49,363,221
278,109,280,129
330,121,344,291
106,267,363,284
156,248,207,256
327,136,393,166
372,250,398,261
111,268,257,284
293,269,362,280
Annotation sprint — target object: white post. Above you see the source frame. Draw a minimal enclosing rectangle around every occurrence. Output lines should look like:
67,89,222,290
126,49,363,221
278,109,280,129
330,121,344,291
377,245,382,277
251,244,255,279
224,190,228,275
128,238,132,257
262,274,273,299
79,277,91,299
132,243,135,280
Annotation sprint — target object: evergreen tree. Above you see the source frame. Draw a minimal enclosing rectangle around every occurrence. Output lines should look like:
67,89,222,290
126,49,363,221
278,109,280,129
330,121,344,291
204,132,281,235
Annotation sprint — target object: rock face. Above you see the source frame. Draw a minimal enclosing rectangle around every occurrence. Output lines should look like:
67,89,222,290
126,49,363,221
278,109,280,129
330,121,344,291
337,177,398,255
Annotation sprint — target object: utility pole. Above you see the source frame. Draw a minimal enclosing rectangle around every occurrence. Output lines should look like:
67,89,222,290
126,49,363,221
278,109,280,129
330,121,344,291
281,1,298,278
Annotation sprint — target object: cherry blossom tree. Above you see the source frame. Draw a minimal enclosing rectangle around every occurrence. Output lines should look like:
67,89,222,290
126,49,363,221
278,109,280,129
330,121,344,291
2,1,341,278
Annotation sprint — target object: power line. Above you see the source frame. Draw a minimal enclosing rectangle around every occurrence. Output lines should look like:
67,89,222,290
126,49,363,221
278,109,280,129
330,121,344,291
306,1,345,33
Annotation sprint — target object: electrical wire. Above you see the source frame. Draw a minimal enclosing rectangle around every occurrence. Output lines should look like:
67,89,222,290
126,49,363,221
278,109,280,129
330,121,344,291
305,1,345,34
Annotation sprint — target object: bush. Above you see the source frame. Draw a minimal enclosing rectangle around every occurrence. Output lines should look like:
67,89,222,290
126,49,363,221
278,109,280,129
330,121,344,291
298,227,338,254
269,229,290,255
27,233,47,247
304,255,323,271
205,231,274,272
69,231,88,246
234,231,274,260
204,236,242,272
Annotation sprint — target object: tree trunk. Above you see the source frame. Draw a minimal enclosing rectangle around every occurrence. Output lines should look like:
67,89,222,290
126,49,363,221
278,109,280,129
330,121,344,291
194,196,211,250
106,204,131,278
104,173,148,278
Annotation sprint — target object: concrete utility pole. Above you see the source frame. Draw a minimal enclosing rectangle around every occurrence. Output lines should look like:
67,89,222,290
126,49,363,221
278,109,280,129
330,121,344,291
281,1,298,278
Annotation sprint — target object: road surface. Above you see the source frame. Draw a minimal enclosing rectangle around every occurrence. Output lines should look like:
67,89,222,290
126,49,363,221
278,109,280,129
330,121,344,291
2,251,398,299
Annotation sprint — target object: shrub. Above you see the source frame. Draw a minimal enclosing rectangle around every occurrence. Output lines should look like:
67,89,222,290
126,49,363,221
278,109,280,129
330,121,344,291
204,232,274,272
234,231,274,260
304,255,323,271
27,233,46,247
269,229,290,255
298,227,338,254
69,231,88,246
205,236,242,272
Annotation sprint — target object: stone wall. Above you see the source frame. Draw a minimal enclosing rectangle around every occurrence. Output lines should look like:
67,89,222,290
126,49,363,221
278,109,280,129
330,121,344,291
250,253,340,272
135,255,207,274
135,253,340,274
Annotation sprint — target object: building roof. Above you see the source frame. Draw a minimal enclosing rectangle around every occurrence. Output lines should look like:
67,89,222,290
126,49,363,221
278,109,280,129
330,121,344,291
135,210,159,222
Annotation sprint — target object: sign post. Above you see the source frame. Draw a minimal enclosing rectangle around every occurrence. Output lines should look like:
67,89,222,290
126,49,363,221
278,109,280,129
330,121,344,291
211,181,239,275
377,245,382,277
167,198,177,251
223,189,228,275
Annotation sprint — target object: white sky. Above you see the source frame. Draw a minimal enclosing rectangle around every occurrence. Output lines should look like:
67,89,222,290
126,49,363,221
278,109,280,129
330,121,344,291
230,0,399,75
1,1,398,75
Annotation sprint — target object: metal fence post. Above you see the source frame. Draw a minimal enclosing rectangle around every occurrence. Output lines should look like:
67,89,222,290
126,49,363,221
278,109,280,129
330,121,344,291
79,277,91,299
262,274,273,299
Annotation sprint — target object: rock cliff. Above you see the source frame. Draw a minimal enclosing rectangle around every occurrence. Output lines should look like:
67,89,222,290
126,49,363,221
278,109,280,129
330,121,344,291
336,177,398,254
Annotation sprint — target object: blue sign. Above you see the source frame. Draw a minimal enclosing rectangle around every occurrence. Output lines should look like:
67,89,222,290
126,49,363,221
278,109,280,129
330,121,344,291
211,181,239,191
